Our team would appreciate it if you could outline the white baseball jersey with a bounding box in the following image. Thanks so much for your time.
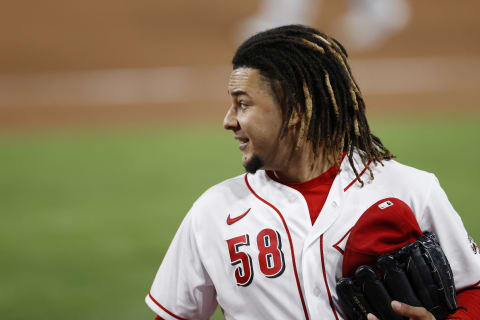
[146,152,480,319]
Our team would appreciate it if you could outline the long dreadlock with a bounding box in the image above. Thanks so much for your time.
[232,24,394,186]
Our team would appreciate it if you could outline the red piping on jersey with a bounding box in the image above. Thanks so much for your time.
[343,161,372,192]
[332,227,353,255]
[148,293,188,320]
[320,235,340,320]
[457,280,480,294]
[244,174,310,320]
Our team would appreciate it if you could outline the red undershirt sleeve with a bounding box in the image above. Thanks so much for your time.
[448,288,480,319]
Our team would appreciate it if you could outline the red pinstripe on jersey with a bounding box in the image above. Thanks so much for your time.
[244,174,310,320]
[320,235,340,320]
[343,161,372,192]
[148,293,188,320]
[457,280,480,294]
[332,227,353,255]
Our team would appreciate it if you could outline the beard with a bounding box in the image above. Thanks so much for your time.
[244,154,264,174]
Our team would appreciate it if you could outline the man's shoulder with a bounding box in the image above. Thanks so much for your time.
[344,151,436,187]
[380,159,435,181]
[190,173,251,212]
[202,173,247,196]
[372,159,438,195]
[184,172,269,232]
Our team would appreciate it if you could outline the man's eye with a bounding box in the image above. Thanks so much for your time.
[239,101,248,109]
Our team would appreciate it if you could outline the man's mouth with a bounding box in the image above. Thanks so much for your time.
[235,136,249,150]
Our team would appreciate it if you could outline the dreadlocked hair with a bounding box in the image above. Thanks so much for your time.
[232,24,394,186]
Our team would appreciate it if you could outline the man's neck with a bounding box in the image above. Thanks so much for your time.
[272,147,340,183]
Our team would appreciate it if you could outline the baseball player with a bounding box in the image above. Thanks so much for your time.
[146,25,480,319]
[237,0,410,51]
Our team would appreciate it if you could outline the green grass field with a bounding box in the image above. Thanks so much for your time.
[1,114,479,320]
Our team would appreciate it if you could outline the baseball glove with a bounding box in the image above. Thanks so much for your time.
[336,231,458,320]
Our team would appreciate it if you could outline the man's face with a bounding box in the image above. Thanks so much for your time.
[224,67,290,173]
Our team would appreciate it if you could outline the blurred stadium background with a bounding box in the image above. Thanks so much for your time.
[0,1,479,319]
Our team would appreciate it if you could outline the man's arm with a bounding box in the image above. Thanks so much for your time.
[448,287,480,319]
[146,205,217,320]
[404,175,480,319]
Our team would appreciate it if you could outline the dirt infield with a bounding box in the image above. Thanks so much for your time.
[1,1,479,129]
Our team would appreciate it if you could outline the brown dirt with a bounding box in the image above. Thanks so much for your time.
[1,0,479,130]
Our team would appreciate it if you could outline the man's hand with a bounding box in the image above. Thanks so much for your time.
[336,231,458,320]
[367,301,435,320]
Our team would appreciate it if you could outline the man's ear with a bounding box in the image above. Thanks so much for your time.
[288,110,301,127]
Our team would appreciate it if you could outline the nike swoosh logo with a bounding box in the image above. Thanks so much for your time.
[227,208,251,225]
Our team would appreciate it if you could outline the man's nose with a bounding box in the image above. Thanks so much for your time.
[223,105,239,130]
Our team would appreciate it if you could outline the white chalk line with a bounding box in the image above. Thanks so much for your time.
[0,57,479,107]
